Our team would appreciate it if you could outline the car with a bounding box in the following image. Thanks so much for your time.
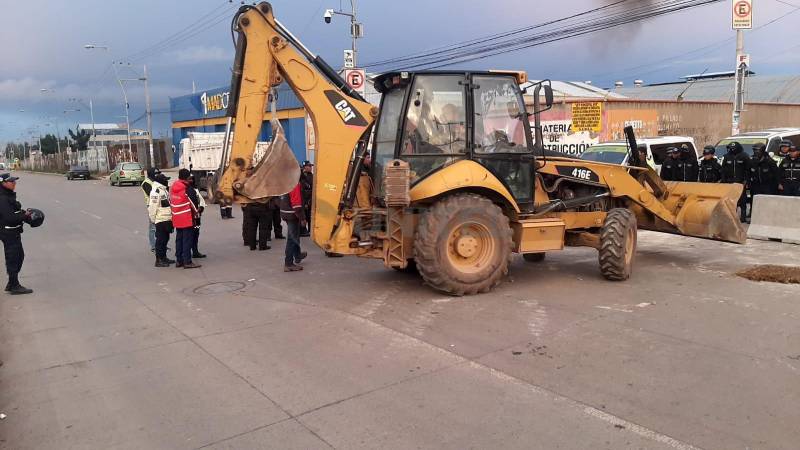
[66,165,91,180]
[109,162,145,186]
[580,136,698,172]
[0,163,6,170]
[714,128,800,158]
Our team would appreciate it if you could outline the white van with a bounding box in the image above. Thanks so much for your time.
[714,128,800,158]
[580,136,698,172]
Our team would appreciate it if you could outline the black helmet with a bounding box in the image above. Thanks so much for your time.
[752,142,766,154]
[666,146,678,154]
[702,145,715,155]
[726,141,743,153]
[26,208,45,228]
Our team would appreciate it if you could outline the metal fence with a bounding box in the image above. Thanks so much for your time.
[16,139,173,174]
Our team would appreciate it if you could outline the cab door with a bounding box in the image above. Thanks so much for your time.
[470,75,536,212]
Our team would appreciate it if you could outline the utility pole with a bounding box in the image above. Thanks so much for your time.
[112,62,134,159]
[324,0,362,68]
[143,65,155,169]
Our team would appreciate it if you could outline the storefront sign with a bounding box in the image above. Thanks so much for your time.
[200,91,230,115]
[540,120,598,156]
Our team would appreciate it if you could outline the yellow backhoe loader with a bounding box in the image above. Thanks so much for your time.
[213,2,746,295]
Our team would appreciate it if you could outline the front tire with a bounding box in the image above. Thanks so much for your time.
[414,193,512,296]
[598,208,637,281]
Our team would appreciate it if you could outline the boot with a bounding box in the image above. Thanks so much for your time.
[192,251,207,259]
[8,285,33,295]
[295,251,308,264]
[284,264,303,272]
[175,261,184,268]
[165,257,176,264]
[259,245,271,250]
[183,262,202,269]
[155,258,170,268]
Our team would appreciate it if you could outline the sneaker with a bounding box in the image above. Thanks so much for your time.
[8,285,33,295]
[192,252,207,259]
[284,264,304,272]
[183,262,202,269]
[295,251,308,264]
[175,262,184,268]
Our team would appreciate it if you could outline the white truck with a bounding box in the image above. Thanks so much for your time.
[179,132,271,194]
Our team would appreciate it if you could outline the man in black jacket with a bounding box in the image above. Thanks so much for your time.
[659,147,679,181]
[698,146,722,183]
[749,143,779,196]
[778,144,800,196]
[0,173,33,294]
[721,141,751,222]
[675,145,699,182]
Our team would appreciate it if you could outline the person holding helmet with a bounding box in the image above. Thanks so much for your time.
[778,144,800,196]
[659,147,679,181]
[749,142,779,197]
[721,141,751,222]
[698,146,722,183]
[0,173,34,294]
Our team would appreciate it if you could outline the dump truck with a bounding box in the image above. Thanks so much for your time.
[213,2,746,295]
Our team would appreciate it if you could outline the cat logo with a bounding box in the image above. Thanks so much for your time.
[324,90,368,127]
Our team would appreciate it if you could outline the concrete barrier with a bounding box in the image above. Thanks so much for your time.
[747,194,800,245]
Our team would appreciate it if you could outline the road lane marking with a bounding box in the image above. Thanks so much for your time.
[79,210,102,220]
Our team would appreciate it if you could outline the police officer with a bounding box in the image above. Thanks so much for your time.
[0,173,33,294]
[675,144,698,181]
[660,147,679,181]
[698,146,722,183]
[721,141,751,222]
[244,199,271,251]
[749,142,779,197]
[778,144,800,196]
[773,140,791,165]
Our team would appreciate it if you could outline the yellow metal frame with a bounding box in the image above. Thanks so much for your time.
[409,160,519,212]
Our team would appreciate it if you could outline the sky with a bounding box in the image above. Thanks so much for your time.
[1,0,797,145]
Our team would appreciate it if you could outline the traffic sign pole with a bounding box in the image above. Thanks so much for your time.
[731,0,752,135]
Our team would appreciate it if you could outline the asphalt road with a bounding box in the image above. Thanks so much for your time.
[1,172,799,450]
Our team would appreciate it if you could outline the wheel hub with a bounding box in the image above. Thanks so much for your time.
[455,235,479,258]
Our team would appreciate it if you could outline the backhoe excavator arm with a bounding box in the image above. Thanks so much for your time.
[214,2,376,249]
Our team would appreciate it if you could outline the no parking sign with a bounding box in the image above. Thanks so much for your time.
[345,69,366,97]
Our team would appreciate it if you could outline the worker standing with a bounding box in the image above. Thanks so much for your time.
[141,168,157,253]
[244,199,271,251]
[148,172,175,267]
[749,143,779,197]
[300,161,314,237]
[280,179,307,272]
[0,173,33,294]
[675,145,698,182]
[170,169,202,269]
[266,196,284,243]
[721,141,751,222]
[220,204,234,220]
[660,147,679,181]
[778,144,800,196]
[698,146,722,183]
[189,175,207,259]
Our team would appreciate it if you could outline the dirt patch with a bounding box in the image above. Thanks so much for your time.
[736,265,800,284]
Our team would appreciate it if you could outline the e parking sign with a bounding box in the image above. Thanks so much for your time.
[732,0,752,30]
[345,69,366,97]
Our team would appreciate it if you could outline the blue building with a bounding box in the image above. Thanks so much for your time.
[169,82,309,166]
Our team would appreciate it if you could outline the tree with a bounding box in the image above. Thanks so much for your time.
[68,128,91,151]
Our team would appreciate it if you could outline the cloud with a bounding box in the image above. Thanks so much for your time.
[165,45,232,65]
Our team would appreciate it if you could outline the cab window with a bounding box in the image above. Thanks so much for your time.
[400,75,467,182]
[372,88,405,198]
[472,76,528,154]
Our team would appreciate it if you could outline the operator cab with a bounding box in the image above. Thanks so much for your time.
[371,71,552,213]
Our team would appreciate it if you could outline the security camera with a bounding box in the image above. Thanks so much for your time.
[324,9,333,23]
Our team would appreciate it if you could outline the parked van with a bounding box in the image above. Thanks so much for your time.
[714,128,800,158]
[580,136,698,172]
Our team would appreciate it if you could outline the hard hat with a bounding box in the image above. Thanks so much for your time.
[26,208,45,228]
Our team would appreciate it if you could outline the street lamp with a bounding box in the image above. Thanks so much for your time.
[115,63,155,168]
[324,1,363,68]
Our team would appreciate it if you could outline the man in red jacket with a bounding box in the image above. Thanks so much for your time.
[170,169,201,269]
[280,180,307,272]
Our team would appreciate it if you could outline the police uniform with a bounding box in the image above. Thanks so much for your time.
[749,154,779,196]
[244,199,272,250]
[675,155,699,182]
[698,153,722,183]
[779,153,800,196]
[660,150,679,181]
[721,143,751,222]
[0,173,32,294]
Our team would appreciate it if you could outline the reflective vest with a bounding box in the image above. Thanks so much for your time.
[170,180,195,228]
[148,182,172,224]
[141,178,153,205]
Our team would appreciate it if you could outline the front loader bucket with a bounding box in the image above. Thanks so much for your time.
[238,119,301,200]
[658,181,747,244]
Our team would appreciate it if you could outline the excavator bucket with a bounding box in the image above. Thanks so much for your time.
[656,181,747,244]
[237,119,301,200]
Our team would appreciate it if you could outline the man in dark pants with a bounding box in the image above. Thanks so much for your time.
[170,169,201,269]
[749,143,779,197]
[300,161,314,237]
[148,172,175,267]
[280,180,307,272]
[188,175,207,259]
[675,145,698,182]
[267,196,284,241]
[778,144,800,196]
[244,200,271,250]
[721,141,751,222]
[659,147,679,181]
[0,173,33,294]
[698,146,722,183]
[241,203,251,246]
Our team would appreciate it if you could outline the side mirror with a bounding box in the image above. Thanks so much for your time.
[544,85,554,108]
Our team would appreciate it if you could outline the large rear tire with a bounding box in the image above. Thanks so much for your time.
[414,193,512,296]
[598,208,637,281]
